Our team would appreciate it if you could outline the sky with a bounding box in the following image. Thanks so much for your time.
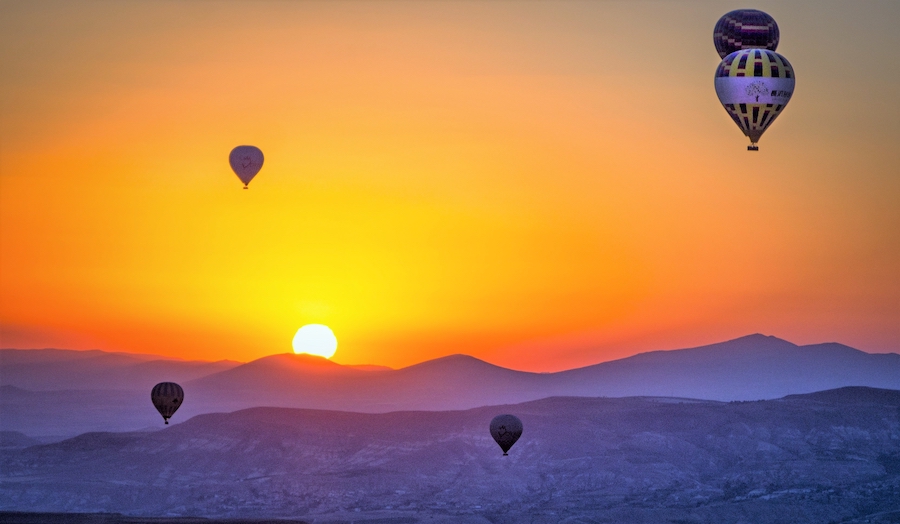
[1,0,898,372]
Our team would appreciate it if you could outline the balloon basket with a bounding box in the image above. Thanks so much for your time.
[503,452,508,456]
[747,145,759,151]
[243,186,248,189]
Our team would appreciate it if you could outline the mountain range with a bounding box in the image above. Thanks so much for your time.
[2,387,899,523]
[2,334,898,437]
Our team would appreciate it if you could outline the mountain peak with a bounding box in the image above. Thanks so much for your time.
[697,333,798,354]
[400,353,496,371]
[244,352,343,369]
[726,333,793,345]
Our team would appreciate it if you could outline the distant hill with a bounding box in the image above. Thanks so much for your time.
[0,385,156,438]
[548,334,900,400]
[186,334,899,413]
[186,352,549,413]
[2,335,898,438]
[0,431,39,449]
[2,387,898,523]
[0,348,240,391]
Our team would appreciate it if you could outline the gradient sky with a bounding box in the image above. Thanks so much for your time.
[1,1,898,371]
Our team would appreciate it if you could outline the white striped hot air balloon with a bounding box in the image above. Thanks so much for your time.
[714,48,795,150]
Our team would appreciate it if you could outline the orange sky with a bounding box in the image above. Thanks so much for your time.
[1,1,898,371]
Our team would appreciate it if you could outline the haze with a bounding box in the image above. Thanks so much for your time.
[1,1,898,371]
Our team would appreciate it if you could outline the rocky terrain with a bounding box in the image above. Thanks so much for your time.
[2,387,899,523]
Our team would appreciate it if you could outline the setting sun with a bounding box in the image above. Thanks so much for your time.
[292,324,338,359]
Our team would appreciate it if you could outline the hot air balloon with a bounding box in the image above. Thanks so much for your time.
[229,145,264,189]
[714,48,795,150]
[151,382,184,424]
[713,9,780,59]
[489,414,523,456]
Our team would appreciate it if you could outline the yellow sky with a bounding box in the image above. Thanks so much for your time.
[1,1,898,371]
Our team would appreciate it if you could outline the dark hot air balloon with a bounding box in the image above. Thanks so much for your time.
[151,382,184,424]
[229,145,264,189]
[715,48,795,150]
[489,414,523,456]
[713,9,780,59]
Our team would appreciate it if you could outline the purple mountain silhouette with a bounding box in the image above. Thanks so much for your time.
[2,334,897,438]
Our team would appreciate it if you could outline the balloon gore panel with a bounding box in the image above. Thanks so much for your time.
[713,9,779,59]
[490,414,523,455]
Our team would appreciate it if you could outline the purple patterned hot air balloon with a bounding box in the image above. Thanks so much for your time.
[713,9,780,59]
[229,145,264,189]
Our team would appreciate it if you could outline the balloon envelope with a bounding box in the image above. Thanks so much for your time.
[229,146,264,188]
[151,382,184,424]
[714,49,795,149]
[489,414,523,456]
[713,9,779,59]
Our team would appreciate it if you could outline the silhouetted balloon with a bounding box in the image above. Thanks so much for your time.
[713,9,779,59]
[714,48,795,150]
[489,414,523,456]
[229,145,264,189]
[151,382,184,424]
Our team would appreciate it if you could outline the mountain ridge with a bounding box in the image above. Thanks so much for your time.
[3,334,898,437]
[4,333,894,378]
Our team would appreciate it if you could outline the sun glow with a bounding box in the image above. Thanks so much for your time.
[292,324,338,359]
